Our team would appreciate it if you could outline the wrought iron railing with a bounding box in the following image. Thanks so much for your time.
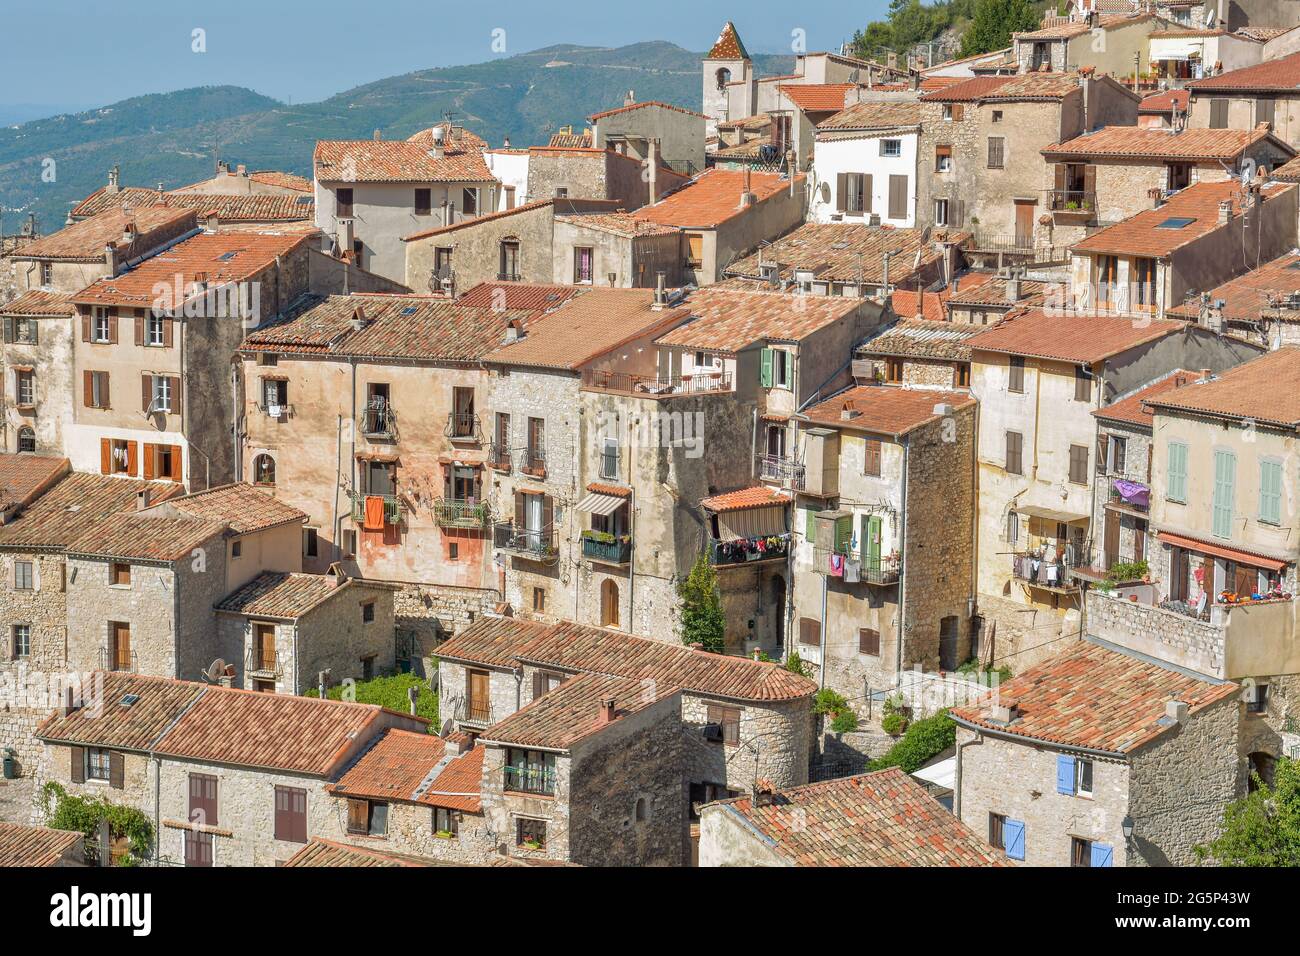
[582,532,632,564]
[351,492,404,526]
[810,548,901,583]
[1048,189,1097,213]
[504,764,557,796]
[361,402,397,440]
[433,497,491,529]
[493,522,559,561]
[257,402,294,420]
[1011,548,1083,588]
[757,454,805,491]
[487,442,513,471]
[580,368,734,396]
[518,446,546,477]
[97,648,137,673]
[448,695,493,725]
[709,535,789,566]
[245,647,284,678]
[445,412,481,441]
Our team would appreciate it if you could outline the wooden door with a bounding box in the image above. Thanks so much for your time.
[1102,510,1120,570]
[255,623,276,670]
[468,670,490,722]
[1234,563,1257,597]
[865,515,882,571]
[1014,201,1036,248]
[112,622,131,671]
[601,579,620,627]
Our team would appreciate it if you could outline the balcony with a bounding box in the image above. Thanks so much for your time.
[245,648,284,679]
[350,492,404,526]
[487,442,513,472]
[1105,477,1151,515]
[445,412,481,443]
[811,548,901,584]
[433,498,491,529]
[448,694,494,727]
[497,271,521,282]
[494,522,559,562]
[256,402,294,421]
[517,446,546,478]
[757,454,805,491]
[580,368,734,397]
[966,232,1069,266]
[709,533,790,567]
[504,764,556,796]
[1010,549,1081,591]
[1048,189,1097,221]
[97,648,137,673]
[582,531,632,565]
[361,402,398,441]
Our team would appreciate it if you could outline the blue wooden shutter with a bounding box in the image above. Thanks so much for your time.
[1056,754,1076,794]
[1090,842,1113,867]
[1212,449,1235,538]
[760,348,774,387]
[1004,819,1026,861]
[1260,460,1282,525]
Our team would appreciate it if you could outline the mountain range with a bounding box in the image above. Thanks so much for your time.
[0,41,794,234]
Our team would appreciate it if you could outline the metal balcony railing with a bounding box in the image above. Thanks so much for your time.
[504,764,556,796]
[709,534,789,567]
[361,402,397,440]
[445,412,481,442]
[487,442,513,471]
[582,532,632,564]
[497,271,521,282]
[245,647,284,678]
[757,454,805,491]
[98,648,137,673]
[351,492,404,526]
[518,446,546,477]
[1048,189,1097,214]
[580,368,734,396]
[811,548,901,584]
[1011,548,1083,589]
[257,402,294,420]
[448,695,494,726]
[493,522,559,561]
[433,498,491,529]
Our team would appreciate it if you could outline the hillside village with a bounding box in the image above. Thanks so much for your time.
[1,2,1300,870]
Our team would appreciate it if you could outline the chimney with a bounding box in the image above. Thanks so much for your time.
[444,734,471,757]
[599,697,617,724]
[350,305,368,331]
[120,221,135,245]
[136,488,152,511]
[647,138,660,205]
[624,89,636,108]
[106,165,120,195]
[739,165,754,209]
[217,160,230,176]
[103,243,117,279]
[373,129,382,141]
[752,648,762,661]
[915,286,925,321]
[1218,200,1232,225]
[204,212,219,234]
[653,271,668,307]
[337,216,355,255]
[752,779,776,808]
[430,126,446,160]
[606,271,617,287]
[503,318,523,344]
[1149,187,1165,209]
[318,670,330,699]
[1165,700,1189,725]
[407,685,419,717]
[689,642,704,651]
[990,698,1019,723]
[1199,367,1213,382]
[236,164,247,177]
[62,685,78,717]
[1005,274,1021,302]
[840,400,859,420]
[881,251,891,299]
[503,135,511,148]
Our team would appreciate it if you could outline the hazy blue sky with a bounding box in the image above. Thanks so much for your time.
[3,0,887,112]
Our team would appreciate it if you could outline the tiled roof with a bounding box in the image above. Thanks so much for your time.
[700,485,790,513]
[436,617,817,703]
[455,282,582,312]
[631,169,800,228]
[0,453,68,512]
[283,838,432,867]
[1015,13,1153,40]
[555,212,679,238]
[1093,369,1198,427]
[36,672,206,751]
[406,123,490,153]
[589,100,708,122]
[0,823,83,867]
[483,672,673,749]
[945,271,1048,308]
[0,473,182,551]
[780,84,855,113]
[1139,89,1189,114]
[159,481,306,534]
[1235,27,1293,42]
[1142,347,1300,428]
[922,71,1095,103]
[215,571,344,619]
[858,319,984,361]
[710,136,774,160]
[248,170,313,192]
[485,287,689,370]
[330,729,483,811]
[1188,50,1300,93]
[1043,126,1289,161]
[1070,180,1293,258]
[951,640,1238,755]
[716,114,772,132]
[72,231,313,308]
[402,198,556,242]
[0,290,76,317]
[817,100,921,131]
[1273,156,1300,183]
[69,186,162,220]
[965,308,1185,363]
[889,289,950,323]
[654,286,859,353]
[707,21,749,60]
[709,768,1006,866]
[162,192,314,222]
[801,385,975,436]
[725,222,963,286]
[13,206,196,261]
[241,293,537,362]
[1166,251,1300,323]
[314,138,496,184]
[63,512,226,562]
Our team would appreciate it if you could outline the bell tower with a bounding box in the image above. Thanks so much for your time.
[702,21,752,139]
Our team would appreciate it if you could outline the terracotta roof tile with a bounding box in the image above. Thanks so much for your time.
[283,838,433,867]
[0,453,69,512]
[1093,369,1198,426]
[589,100,708,122]
[1167,251,1300,323]
[945,272,1049,308]
[0,472,182,551]
[965,308,1186,363]
[63,512,226,562]
[314,136,496,184]
[159,482,306,534]
[0,823,83,867]
[483,673,671,749]
[435,616,550,668]
[1139,89,1189,114]
[951,640,1239,754]
[402,197,557,242]
[554,212,679,238]
[215,571,346,619]
[700,485,790,513]
[162,192,314,222]
[406,124,490,152]
[889,289,948,323]
[421,743,486,811]
[711,768,1006,866]
[726,222,965,286]
[716,113,772,132]
[858,318,984,361]
[248,170,313,192]
[817,100,921,131]
[455,282,582,312]
[1188,49,1300,93]
[13,206,196,262]
[632,169,801,228]
[0,290,76,317]
[1142,347,1300,428]
[69,186,162,220]
[1272,155,1300,183]
[780,84,855,113]
[547,129,592,148]
[36,672,207,751]
[330,729,483,811]
[801,385,975,436]
[1044,126,1290,161]
[654,286,861,353]
[706,21,749,60]
[1015,13,1154,41]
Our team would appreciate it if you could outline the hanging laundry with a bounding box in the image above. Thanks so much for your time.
[364,495,386,531]
[829,553,845,577]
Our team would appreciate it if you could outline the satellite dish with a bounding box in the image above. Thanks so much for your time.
[1204,7,1216,27]
[202,659,228,683]
[144,396,167,417]
[921,225,933,244]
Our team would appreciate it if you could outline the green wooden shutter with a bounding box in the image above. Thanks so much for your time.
[1167,441,1187,503]
[805,508,816,543]
[835,516,852,554]
[1260,459,1282,525]
[865,515,882,568]
[1212,449,1235,538]
[760,348,774,387]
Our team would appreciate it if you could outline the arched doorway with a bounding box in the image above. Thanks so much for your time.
[715,67,731,90]
[600,579,620,628]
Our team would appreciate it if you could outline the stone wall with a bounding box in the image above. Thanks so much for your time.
[438,658,520,732]
[1086,587,1225,678]
[681,692,811,793]
[478,741,572,862]
[0,552,71,771]
[976,592,1082,675]
[335,794,497,864]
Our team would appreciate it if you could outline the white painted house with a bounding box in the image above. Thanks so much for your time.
[811,101,921,228]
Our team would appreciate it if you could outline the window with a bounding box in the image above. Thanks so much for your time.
[1132,257,1157,311]
[1209,98,1229,129]
[1071,836,1112,867]
[1096,255,1119,308]
[532,670,565,700]
[12,624,30,659]
[263,377,288,413]
[91,308,111,343]
[689,782,739,820]
[84,370,109,409]
[880,139,901,157]
[448,541,459,561]
[342,529,356,556]
[414,187,432,216]
[1257,98,1275,128]
[1006,511,1019,547]
[231,540,241,559]
[935,145,952,172]
[1069,445,1089,485]
[685,233,704,267]
[110,621,131,671]
[1007,356,1024,393]
[16,427,35,453]
[433,807,458,837]
[14,560,33,591]
[600,437,619,480]
[1247,682,1269,714]
[303,528,318,558]
[506,749,556,794]
[842,172,869,213]
[336,187,354,217]
[150,374,173,413]
[1259,459,1283,525]
[1107,435,1127,475]
[554,186,568,198]
[15,369,34,407]
[274,786,308,843]
[253,453,276,486]
[347,799,388,837]
[992,110,1003,123]
[516,818,547,850]
[706,704,741,747]
[987,136,1005,169]
[462,187,479,216]
[362,601,375,623]
[532,587,546,613]
[942,104,960,122]
[885,357,903,384]
[600,578,620,627]
[989,812,1005,850]
[110,562,130,587]
[574,246,594,283]
[1056,754,1093,796]
[863,438,882,477]
[859,628,880,656]
[40,262,53,286]
[146,315,165,347]
[934,198,949,226]
[1076,758,1093,797]
[1005,431,1023,476]
[634,798,647,822]
[499,239,520,280]
[1166,441,1188,503]
[1074,365,1092,402]
[799,616,821,647]
[434,246,453,279]
[1212,449,1236,538]
[87,748,113,782]
[188,773,218,828]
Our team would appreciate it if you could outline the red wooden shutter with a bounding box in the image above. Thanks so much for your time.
[163,318,174,348]
[134,316,143,346]
[126,441,138,477]
[108,750,124,789]
[69,746,84,784]
[83,370,94,408]
[142,374,152,412]
[170,376,182,411]
[99,439,111,475]
[542,494,554,532]
[347,799,368,834]
[514,491,525,527]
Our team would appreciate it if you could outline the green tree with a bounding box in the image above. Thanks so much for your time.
[678,552,725,654]
[960,0,1041,57]
[1196,758,1300,866]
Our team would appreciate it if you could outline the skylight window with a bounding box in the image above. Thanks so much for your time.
[218,251,239,260]
[1156,217,1196,229]
[400,307,418,315]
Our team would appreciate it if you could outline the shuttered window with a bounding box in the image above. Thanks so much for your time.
[935,145,952,172]
[805,508,816,543]
[799,616,821,647]
[1003,818,1026,861]
[863,439,882,477]
[987,136,1005,169]
[1212,449,1236,539]
[184,831,213,867]
[1074,366,1092,402]
[414,188,432,216]
[1209,98,1228,128]
[188,773,218,828]
[274,786,308,843]
[859,628,880,656]
[1068,444,1089,485]
[685,233,704,266]
[1007,356,1024,393]
[706,704,741,747]
[1005,431,1023,476]
[1259,459,1283,525]
[1257,98,1276,128]
[1056,754,1076,795]
[887,174,908,221]
[1167,440,1188,503]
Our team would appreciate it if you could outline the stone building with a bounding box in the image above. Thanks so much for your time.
[550,213,681,289]
[952,637,1241,867]
[1011,13,1172,76]
[33,671,426,866]
[590,99,709,176]
[2,291,78,455]
[1187,50,1300,149]
[786,386,977,700]
[1164,250,1300,348]
[0,822,86,866]
[699,767,1004,866]
[433,615,817,864]
[916,72,1139,256]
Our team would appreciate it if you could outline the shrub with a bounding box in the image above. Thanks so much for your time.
[677,553,725,655]
[41,782,153,864]
[306,672,438,729]
[881,712,907,736]
[830,710,860,734]
[956,658,1013,683]
[1107,560,1149,583]
[872,710,956,773]
[784,650,813,678]
[813,688,850,716]
[1196,758,1300,866]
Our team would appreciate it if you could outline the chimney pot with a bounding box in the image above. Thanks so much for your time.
[236,164,247,177]
[373,129,382,141]
[1199,367,1212,382]
[1165,699,1189,724]
[1218,200,1232,225]
[136,488,152,511]
[600,697,617,723]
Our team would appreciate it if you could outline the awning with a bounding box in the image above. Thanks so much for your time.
[1156,531,1288,573]
[1016,504,1088,524]
[911,756,955,791]
[575,492,625,516]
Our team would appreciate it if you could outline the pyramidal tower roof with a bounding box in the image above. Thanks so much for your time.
[707,21,750,61]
